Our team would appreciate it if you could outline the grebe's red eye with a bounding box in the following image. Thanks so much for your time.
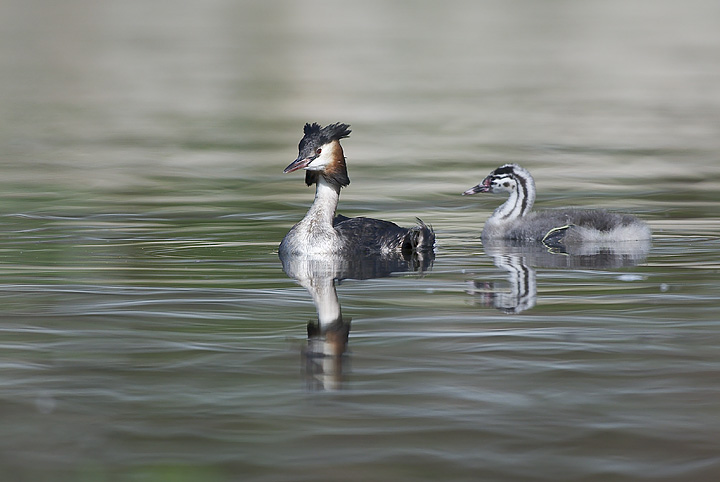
[315,147,322,155]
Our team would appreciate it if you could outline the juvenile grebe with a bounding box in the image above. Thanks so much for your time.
[279,122,435,256]
[463,164,651,247]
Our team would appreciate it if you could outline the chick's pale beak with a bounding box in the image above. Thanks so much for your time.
[462,176,492,195]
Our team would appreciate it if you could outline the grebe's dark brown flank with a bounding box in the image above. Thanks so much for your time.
[463,164,651,248]
[279,123,435,256]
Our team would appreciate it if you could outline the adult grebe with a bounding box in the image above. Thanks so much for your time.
[463,164,651,247]
[279,122,435,256]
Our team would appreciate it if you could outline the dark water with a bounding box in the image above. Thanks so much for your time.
[2,0,720,480]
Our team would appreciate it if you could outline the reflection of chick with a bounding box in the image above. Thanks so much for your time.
[468,242,650,314]
[466,252,536,314]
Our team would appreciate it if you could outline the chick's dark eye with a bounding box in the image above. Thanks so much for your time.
[315,147,322,155]
[503,182,510,188]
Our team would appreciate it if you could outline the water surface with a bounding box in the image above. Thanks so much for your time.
[1,0,720,480]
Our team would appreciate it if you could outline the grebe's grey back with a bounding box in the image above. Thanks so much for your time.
[279,123,435,256]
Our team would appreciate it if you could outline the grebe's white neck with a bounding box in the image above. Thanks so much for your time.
[302,176,340,227]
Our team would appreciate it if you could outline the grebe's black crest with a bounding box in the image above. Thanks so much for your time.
[303,122,351,142]
[298,123,351,162]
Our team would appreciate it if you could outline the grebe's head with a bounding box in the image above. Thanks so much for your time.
[463,164,532,196]
[284,122,351,188]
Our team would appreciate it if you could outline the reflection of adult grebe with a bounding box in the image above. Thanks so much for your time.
[279,123,434,256]
[280,251,432,390]
[463,164,651,249]
[468,241,650,314]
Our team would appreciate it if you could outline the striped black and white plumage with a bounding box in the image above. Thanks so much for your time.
[279,122,435,256]
[463,164,651,247]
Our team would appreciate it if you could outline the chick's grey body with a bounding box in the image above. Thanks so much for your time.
[464,164,651,247]
[279,122,434,256]
[483,208,647,244]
